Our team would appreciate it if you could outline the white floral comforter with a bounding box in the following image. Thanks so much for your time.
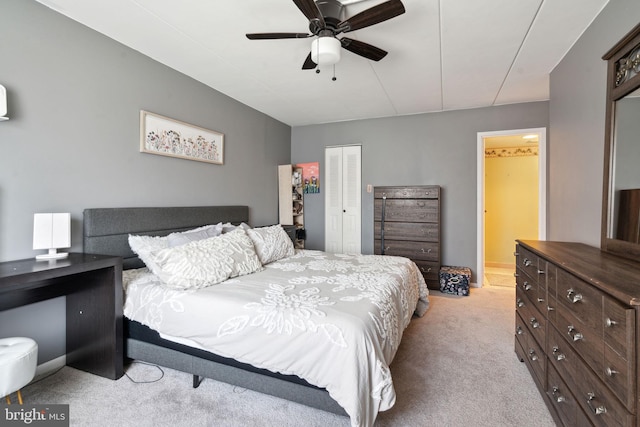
[123,250,429,427]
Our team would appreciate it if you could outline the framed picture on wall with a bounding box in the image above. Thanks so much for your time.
[297,162,320,194]
[140,110,224,165]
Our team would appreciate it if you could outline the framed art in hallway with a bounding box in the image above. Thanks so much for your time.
[140,110,224,164]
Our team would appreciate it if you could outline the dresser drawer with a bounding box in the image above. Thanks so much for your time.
[547,325,581,389]
[516,311,545,388]
[515,311,528,352]
[547,362,581,427]
[374,240,439,261]
[603,297,635,358]
[516,287,546,349]
[556,269,603,332]
[515,245,544,285]
[374,186,439,199]
[413,260,439,282]
[573,362,634,427]
[555,306,603,377]
[516,268,543,310]
[602,297,636,411]
[374,221,439,242]
[548,325,633,426]
[374,199,439,223]
[604,344,634,411]
[524,325,546,388]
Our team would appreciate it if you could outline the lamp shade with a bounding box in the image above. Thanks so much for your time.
[33,213,71,260]
[311,36,341,66]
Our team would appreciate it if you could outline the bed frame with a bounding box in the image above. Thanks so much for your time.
[83,206,347,416]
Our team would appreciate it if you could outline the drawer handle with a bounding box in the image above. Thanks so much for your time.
[421,248,432,253]
[605,318,618,327]
[529,317,540,329]
[552,346,566,361]
[605,367,618,377]
[567,325,583,342]
[516,298,525,308]
[537,269,545,275]
[566,289,583,304]
[547,305,555,312]
[524,282,532,291]
[586,392,607,415]
[516,326,524,335]
[513,251,520,256]
[537,297,545,303]
[523,258,532,267]
[420,267,432,273]
[552,386,566,403]
[514,272,519,278]
[528,349,538,361]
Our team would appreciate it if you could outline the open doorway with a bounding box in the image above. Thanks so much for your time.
[476,128,547,287]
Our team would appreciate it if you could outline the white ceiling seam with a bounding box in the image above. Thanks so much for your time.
[33,0,610,126]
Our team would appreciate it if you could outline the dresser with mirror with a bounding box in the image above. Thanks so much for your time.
[514,22,640,427]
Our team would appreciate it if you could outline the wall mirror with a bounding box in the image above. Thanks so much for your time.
[602,23,640,261]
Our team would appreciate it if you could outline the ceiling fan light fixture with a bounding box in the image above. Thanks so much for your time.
[311,36,341,65]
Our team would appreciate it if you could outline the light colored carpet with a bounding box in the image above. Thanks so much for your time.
[18,286,554,426]
[486,273,516,287]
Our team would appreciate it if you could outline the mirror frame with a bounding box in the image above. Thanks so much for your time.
[601,23,640,262]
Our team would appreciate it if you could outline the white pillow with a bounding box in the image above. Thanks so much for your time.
[167,223,222,247]
[128,224,223,266]
[128,234,168,268]
[221,222,251,234]
[145,228,263,290]
[246,224,295,264]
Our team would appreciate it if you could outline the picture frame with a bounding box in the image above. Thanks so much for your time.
[297,162,320,194]
[140,110,224,165]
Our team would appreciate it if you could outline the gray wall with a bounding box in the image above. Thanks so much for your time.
[291,102,549,278]
[0,1,290,363]
[549,0,640,245]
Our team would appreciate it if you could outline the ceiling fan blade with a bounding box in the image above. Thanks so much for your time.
[246,33,311,40]
[339,0,405,33]
[302,53,317,70]
[292,0,325,27]
[341,38,387,61]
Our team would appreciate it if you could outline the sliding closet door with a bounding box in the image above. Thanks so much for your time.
[324,145,361,254]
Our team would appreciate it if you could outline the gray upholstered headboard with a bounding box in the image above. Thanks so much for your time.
[83,206,249,270]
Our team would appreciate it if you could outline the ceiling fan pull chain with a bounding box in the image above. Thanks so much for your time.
[332,65,337,81]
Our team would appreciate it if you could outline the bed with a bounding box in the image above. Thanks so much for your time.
[83,206,429,427]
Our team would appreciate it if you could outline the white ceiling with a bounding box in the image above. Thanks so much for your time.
[35,0,609,127]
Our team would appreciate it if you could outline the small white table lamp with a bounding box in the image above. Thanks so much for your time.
[0,84,8,121]
[33,213,71,260]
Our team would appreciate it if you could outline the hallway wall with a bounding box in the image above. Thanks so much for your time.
[485,150,538,266]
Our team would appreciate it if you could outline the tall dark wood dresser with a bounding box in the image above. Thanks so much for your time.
[374,185,441,289]
[515,240,640,426]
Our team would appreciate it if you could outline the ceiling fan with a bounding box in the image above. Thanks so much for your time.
[246,0,405,70]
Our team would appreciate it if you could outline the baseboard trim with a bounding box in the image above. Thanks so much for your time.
[33,355,66,382]
[485,262,515,269]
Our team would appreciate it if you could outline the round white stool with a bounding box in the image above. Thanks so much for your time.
[0,337,38,405]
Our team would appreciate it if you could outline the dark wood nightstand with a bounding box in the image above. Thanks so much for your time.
[0,253,123,379]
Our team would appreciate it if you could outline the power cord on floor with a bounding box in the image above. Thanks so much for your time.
[124,360,165,384]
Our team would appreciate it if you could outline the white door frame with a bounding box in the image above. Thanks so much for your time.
[476,128,547,287]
